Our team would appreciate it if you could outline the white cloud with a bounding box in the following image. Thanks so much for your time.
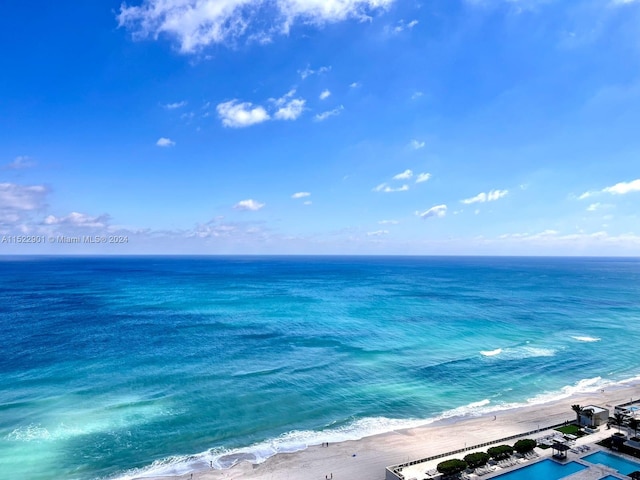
[299,65,331,79]
[415,173,431,183]
[373,183,409,193]
[393,169,413,180]
[417,204,447,219]
[319,89,331,100]
[272,90,305,121]
[43,212,110,228]
[303,200,312,205]
[217,100,270,127]
[378,219,399,225]
[587,203,601,212]
[3,156,36,170]
[578,191,593,200]
[118,0,394,53]
[411,91,424,100]
[349,82,361,88]
[234,199,265,211]
[315,105,344,121]
[274,98,305,120]
[292,191,311,199]
[216,91,305,126]
[579,178,640,199]
[0,183,48,211]
[603,178,640,195]
[156,137,176,147]
[392,18,418,33]
[409,139,425,150]
[164,101,187,109]
[367,230,389,236]
[461,189,508,204]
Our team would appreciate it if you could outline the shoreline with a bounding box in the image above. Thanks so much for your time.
[135,379,640,480]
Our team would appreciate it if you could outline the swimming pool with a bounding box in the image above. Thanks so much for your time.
[488,459,586,480]
[583,451,640,475]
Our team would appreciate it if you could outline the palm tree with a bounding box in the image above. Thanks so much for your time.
[572,404,583,426]
[583,408,595,428]
[613,412,626,433]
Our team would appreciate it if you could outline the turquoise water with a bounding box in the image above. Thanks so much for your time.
[583,451,640,475]
[487,459,586,480]
[1,256,640,479]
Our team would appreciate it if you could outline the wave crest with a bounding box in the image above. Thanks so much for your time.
[480,348,502,357]
[571,336,601,343]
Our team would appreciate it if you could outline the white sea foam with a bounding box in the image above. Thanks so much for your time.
[571,336,601,343]
[111,375,640,480]
[5,424,52,442]
[526,376,606,405]
[480,348,502,357]
[111,399,498,479]
[5,397,175,444]
[481,345,556,360]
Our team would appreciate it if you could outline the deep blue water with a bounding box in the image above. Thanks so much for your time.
[1,256,639,479]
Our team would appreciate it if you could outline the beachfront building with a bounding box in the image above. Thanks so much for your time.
[580,405,609,428]
[615,401,640,419]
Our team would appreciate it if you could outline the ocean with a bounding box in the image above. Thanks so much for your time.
[1,256,639,479]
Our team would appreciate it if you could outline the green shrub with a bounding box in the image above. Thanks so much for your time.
[513,439,537,454]
[463,452,490,468]
[487,445,514,460]
[437,458,468,476]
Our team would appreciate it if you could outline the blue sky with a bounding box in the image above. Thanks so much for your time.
[1,0,640,254]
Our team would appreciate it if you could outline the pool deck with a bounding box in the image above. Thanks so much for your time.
[399,424,635,480]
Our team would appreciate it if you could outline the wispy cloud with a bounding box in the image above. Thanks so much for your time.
[156,137,176,147]
[409,139,425,150]
[349,82,361,88]
[411,91,424,100]
[579,178,640,199]
[0,183,48,211]
[291,192,310,199]
[392,18,418,33]
[415,173,431,184]
[3,156,36,170]
[393,169,413,180]
[461,189,508,204]
[586,202,614,212]
[163,101,187,109]
[299,65,331,80]
[315,105,344,121]
[378,219,399,225]
[319,89,331,100]
[373,183,409,193]
[417,204,447,219]
[233,199,265,211]
[44,212,110,228]
[217,100,270,128]
[119,0,394,53]
[367,230,389,236]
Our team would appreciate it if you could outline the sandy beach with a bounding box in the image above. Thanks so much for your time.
[146,382,640,480]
